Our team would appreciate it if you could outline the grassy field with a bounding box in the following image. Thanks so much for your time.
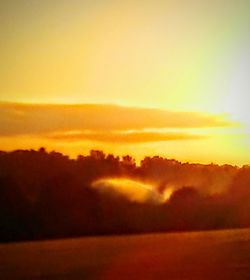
[0,228,250,280]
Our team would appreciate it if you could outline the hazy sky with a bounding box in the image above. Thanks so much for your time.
[0,0,249,165]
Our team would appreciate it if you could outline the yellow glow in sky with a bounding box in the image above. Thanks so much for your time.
[0,0,249,165]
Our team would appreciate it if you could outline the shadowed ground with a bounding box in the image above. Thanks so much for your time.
[0,228,250,280]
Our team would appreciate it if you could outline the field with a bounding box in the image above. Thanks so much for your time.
[0,228,250,280]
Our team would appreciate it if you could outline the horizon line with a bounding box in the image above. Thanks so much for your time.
[0,147,245,168]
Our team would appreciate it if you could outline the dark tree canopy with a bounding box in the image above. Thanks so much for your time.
[0,148,249,242]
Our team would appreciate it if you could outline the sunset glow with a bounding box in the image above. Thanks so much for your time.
[1,3,250,279]
[0,0,249,165]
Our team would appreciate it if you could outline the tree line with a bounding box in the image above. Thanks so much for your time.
[0,148,249,242]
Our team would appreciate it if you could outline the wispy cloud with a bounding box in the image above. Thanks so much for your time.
[47,130,205,143]
[0,103,231,140]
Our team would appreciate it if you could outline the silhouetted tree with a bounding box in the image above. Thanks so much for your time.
[0,148,249,242]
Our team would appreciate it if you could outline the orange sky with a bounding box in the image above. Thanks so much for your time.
[0,1,249,165]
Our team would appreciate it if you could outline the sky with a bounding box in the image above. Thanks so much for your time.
[0,0,249,165]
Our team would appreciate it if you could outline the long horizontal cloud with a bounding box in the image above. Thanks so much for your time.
[47,130,205,143]
[0,102,231,137]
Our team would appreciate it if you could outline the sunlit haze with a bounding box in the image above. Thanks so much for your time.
[0,0,249,165]
[92,177,173,203]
